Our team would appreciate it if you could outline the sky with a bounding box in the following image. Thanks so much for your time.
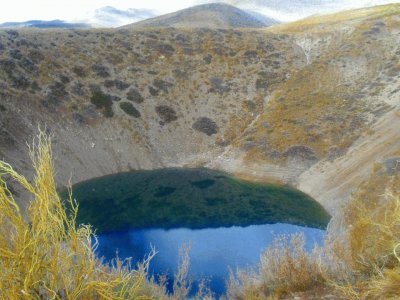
[0,0,398,27]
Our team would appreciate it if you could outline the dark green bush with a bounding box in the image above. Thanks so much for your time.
[127,88,144,103]
[192,117,219,136]
[90,90,113,118]
[155,105,177,123]
[149,86,159,96]
[120,102,140,118]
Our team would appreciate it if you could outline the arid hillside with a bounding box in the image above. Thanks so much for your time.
[123,3,276,29]
[0,3,399,214]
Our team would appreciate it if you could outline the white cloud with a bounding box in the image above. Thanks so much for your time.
[0,0,198,24]
[92,6,157,27]
[200,0,399,22]
[0,0,398,26]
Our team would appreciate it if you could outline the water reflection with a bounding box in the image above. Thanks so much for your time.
[97,223,325,296]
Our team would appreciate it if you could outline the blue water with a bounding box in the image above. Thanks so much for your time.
[97,223,325,297]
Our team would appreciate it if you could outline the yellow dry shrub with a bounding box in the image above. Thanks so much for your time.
[331,168,400,299]
[227,233,327,299]
[258,233,325,296]
[227,166,400,300]
[0,131,157,300]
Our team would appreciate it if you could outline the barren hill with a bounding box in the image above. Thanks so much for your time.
[123,3,276,29]
[0,4,399,214]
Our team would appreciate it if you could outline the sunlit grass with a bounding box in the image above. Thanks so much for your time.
[228,167,400,299]
[269,3,400,33]
[0,131,158,299]
[0,131,218,299]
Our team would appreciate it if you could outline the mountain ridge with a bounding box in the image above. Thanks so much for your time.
[123,3,277,29]
[0,19,90,29]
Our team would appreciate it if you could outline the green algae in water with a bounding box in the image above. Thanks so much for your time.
[64,168,330,233]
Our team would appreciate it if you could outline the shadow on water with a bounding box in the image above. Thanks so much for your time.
[64,168,330,233]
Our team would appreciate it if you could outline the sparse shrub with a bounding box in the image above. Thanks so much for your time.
[283,145,318,162]
[255,71,276,90]
[208,77,231,94]
[173,69,187,78]
[46,81,68,105]
[92,63,110,78]
[120,102,141,118]
[90,90,113,117]
[153,79,173,93]
[104,80,114,88]
[244,50,258,59]
[114,80,129,90]
[127,88,144,103]
[158,43,175,55]
[71,82,84,96]
[28,49,44,63]
[155,105,177,123]
[149,86,159,96]
[72,65,86,77]
[111,95,121,102]
[0,59,16,75]
[59,74,70,84]
[72,112,86,125]
[30,81,41,92]
[182,47,194,55]
[104,80,130,90]
[0,104,6,112]
[11,74,30,90]
[9,49,22,60]
[6,29,19,38]
[192,117,219,136]
[19,58,37,74]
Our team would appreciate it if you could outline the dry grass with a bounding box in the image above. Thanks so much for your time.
[269,3,400,33]
[330,171,400,299]
[0,131,159,299]
[228,168,400,299]
[227,233,327,299]
[0,131,215,300]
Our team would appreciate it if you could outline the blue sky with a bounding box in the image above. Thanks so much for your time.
[0,0,398,27]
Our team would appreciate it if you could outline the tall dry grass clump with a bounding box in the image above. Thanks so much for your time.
[331,168,400,299]
[228,164,400,299]
[0,131,158,299]
[227,233,327,299]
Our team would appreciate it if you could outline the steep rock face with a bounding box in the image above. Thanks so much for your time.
[0,4,400,214]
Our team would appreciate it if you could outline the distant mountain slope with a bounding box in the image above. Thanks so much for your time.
[123,3,277,29]
[0,20,90,29]
[0,3,399,215]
